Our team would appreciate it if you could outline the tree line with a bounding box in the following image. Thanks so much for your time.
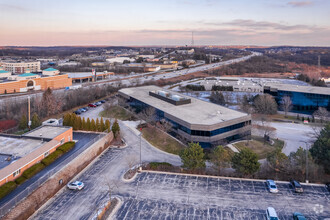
[0,85,119,131]
[208,56,288,76]
[63,113,110,132]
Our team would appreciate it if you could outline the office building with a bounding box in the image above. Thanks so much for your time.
[119,86,251,148]
[2,61,41,74]
[264,84,330,113]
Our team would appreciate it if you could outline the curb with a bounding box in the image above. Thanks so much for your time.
[120,120,180,158]
[121,166,139,183]
[140,170,326,186]
[107,196,122,220]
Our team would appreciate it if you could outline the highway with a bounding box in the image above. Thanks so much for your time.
[0,52,260,105]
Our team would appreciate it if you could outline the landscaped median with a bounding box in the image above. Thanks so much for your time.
[232,136,284,159]
[0,141,75,200]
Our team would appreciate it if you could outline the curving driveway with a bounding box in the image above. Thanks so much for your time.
[31,120,181,220]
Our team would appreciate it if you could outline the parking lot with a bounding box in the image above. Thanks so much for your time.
[115,172,330,219]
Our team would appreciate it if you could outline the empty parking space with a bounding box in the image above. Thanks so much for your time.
[115,172,330,219]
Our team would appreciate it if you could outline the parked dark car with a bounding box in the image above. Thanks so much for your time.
[326,183,330,192]
[100,100,106,103]
[73,109,82,115]
[290,180,303,193]
[293,212,306,220]
[88,103,96,107]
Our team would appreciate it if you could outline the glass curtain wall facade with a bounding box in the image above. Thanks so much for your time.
[127,97,251,147]
[264,88,330,114]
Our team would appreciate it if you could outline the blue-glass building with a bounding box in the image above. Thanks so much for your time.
[119,86,252,148]
[264,84,330,114]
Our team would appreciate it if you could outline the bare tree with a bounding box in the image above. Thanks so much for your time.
[253,94,278,115]
[313,107,329,123]
[125,155,138,170]
[280,96,292,118]
[254,114,276,144]
[158,119,173,144]
[41,88,62,117]
[105,178,120,201]
[139,107,156,125]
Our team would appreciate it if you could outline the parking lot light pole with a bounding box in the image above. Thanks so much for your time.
[139,122,142,168]
[300,141,309,183]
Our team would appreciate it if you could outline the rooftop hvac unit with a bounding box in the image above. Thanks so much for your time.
[172,95,183,101]
[158,90,169,97]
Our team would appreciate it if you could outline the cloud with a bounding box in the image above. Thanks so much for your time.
[1,19,329,46]
[0,3,28,11]
[200,19,325,34]
[287,1,313,7]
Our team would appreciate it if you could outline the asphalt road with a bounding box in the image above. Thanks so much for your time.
[115,172,330,220]
[0,52,259,105]
[267,122,318,155]
[0,132,100,207]
[30,120,329,220]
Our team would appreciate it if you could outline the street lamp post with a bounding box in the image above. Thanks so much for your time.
[139,120,142,168]
[300,141,309,183]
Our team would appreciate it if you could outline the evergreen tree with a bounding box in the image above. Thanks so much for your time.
[91,119,96,131]
[73,116,80,130]
[232,148,260,175]
[82,117,86,130]
[31,113,41,129]
[179,142,205,170]
[210,145,232,174]
[86,118,91,131]
[105,119,111,132]
[68,113,75,127]
[77,116,82,130]
[100,117,105,132]
[19,115,28,130]
[63,113,70,126]
[111,119,120,138]
[96,118,100,132]
[310,123,330,174]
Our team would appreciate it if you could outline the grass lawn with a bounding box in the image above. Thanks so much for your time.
[141,126,186,155]
[233,136,284,159]
[99,106,134,121]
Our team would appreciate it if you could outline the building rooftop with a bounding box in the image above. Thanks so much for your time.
[18,73,38,77]
[43,68,58,71]
[23,125,71,140]
[0,139,59,182]
[0,136,45,158]
[119,85,248,126]
[264,83,330,96]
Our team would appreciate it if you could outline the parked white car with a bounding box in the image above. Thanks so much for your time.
[67,181,84,190]
[266,180,279,193]
[266,207,279,220]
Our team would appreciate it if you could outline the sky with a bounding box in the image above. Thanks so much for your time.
[0,0,330,46]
